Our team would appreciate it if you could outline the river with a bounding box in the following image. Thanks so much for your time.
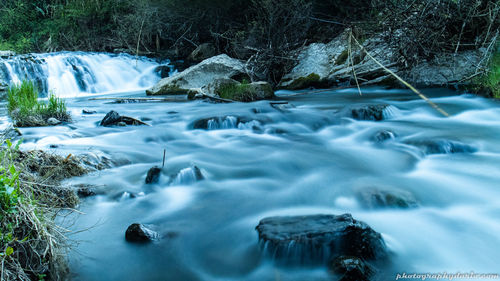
[1,52,500,281]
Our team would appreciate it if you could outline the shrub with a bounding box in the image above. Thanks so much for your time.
[7,80,70,127]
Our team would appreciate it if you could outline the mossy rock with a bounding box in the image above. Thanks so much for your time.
[282,73,321,90]
[217,81,275,102]
[146,84,188,96]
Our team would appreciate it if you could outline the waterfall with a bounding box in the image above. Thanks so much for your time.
[0,52,173,97]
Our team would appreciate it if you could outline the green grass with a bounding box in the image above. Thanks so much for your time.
[485,50,500,99]
[7,80,70,127]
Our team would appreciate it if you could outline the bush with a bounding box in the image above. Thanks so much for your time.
[7,80,70,127]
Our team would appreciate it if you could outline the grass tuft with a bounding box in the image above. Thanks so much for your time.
[7,80,70,127]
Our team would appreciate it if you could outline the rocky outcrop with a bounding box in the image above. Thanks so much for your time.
[256,214,387,265]
[125,223,158,242]
[280,29,486,90]
[146,54,248,96]
[188,43,217,62]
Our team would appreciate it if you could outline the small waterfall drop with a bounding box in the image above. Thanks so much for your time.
[0,52,172,97]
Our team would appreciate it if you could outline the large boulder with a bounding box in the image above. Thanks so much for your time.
[256,214,387,265]
[188,43,217,62]
[280,28,486,90]
[146,54,248,96]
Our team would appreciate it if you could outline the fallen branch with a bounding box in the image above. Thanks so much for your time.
[350,34,450,117]
[88,97,187,102]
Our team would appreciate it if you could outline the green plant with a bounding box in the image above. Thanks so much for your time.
[7,80,70,127]
[485,48,500,98]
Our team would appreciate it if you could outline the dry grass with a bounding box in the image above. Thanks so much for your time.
[0,141,89,281]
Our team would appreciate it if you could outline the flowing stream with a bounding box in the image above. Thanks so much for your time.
[1,52,500,281]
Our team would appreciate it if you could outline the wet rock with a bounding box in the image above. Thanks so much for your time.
[125,223,158,242]
[171,166,204,186]
[357,187,418,209]
[192,116,240,130]
[0,50,16,58]
[406,139,476,155]
[329,256,373,281]
[146,54,248,96]
[256,214,387,264]
[99,111,149,127]
[82,109,97,114]
[154,65,173,78]
[0,125,22,140]
[47,117,61,125]
[145,166,162,184]
[371,130,396,142]
[100,111,121,126]
[345,105,390,121]
[188,43,217,62]
[74,184,98,198]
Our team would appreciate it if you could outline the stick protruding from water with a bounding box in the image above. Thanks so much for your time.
[162,149,166,169]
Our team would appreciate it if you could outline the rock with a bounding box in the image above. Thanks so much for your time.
[371,130,396,142]
[125,223,158,242]
[188,43,217,62]
[406,139,477,155]
[82,109,97,114]
[154,65,173,78]
[170,166,204,186]
[99,111,149,127]
[281,28,484,89]
[344,104,390,121]
[357,187,418,209]
[146,54,248,96]
[74,184,98,198]
[145,166,162,184]
[256,214,387,264]
[329,256,373,281]
[47,117,61,125]
[0,125,22,140]
[192,116,240,130]
[100,111,121,126]
[0,50,16,58]
[205,78,275,102]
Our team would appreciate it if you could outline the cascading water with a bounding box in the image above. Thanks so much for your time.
[0,52,172,97]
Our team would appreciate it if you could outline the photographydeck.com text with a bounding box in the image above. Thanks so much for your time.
[395,272,500,280]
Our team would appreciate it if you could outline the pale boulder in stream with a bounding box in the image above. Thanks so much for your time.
[146,54,249,96]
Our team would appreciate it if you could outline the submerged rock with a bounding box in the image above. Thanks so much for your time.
[82,109,97,114]
[329,256,373,281]
[145,166,162,184]
[357,187,418,209]
[171,166,204,186]
[371,130,396,142]
[406,139,476,155]
[125,223,158,242]
[256,214,387,264]
[146,54,248,96]
[346,104,390,121]
[191,115,261,130]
